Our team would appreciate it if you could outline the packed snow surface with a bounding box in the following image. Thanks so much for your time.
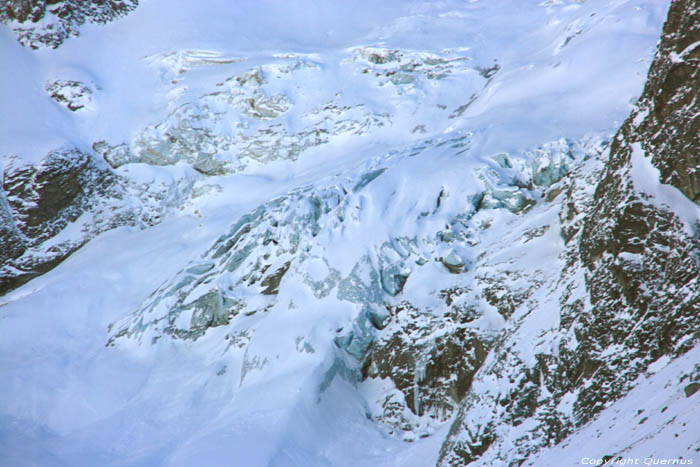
[1,0,686,466]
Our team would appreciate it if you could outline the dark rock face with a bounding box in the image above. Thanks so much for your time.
[438,0,700,464]
[366,301,489,422]
[573,0,700,426]
[0,148,184,296]
[4,150,108,240]
[576,145,700,426]
[631,0,700,203]
[0,149,116,294]
[0,188,27,265]
[0,0,138,49]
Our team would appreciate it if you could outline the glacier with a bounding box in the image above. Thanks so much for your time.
[1,0,699,466]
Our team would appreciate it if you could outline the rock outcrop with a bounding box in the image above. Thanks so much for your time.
[0,149,195,296]
[632,0,700,203]
[1,149,116,294]
[0,0,138,49]
[46,80,94,112]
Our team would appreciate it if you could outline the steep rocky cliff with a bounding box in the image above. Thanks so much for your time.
[634,0,700,203]
[438,0,700,463]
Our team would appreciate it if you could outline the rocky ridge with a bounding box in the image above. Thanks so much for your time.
[438,0,700,463]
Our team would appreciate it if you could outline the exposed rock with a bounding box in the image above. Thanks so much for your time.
[0,0,138,49]
[0,185,27,265]
[366,301,490,424]
[685,383,700,398]
[571,0,700,426]
[0,149,114,294]
[46,80,93,111]
[3,150,98,239]
[438,1,700,463]
[628,0,700,203]
[260,261,291,295]
[0,148,195,296]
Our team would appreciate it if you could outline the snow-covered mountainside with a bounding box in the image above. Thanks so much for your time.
[1,0,698,465]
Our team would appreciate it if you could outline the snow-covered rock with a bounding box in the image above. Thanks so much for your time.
[45,80,94,112]
[0,149,198,295]
[0,0,138,49]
